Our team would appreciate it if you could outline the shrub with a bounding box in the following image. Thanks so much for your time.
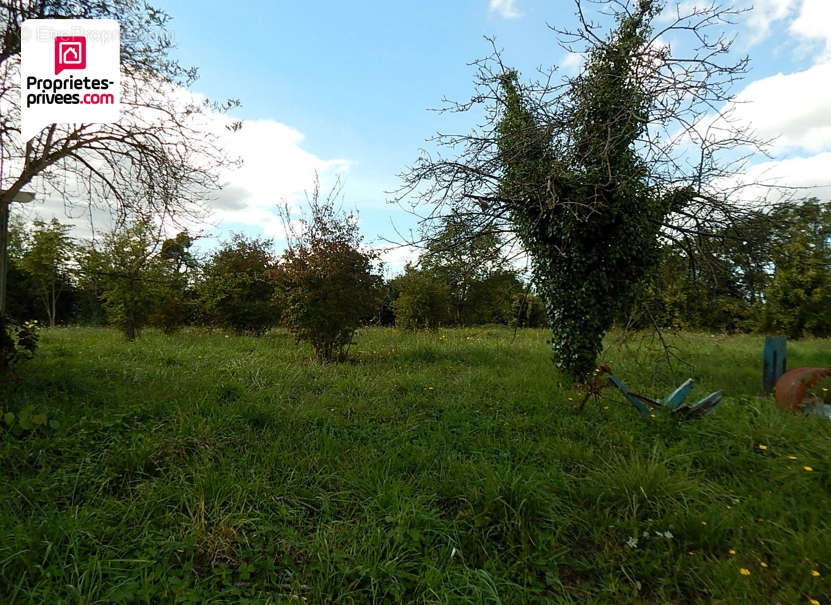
[199,234,279,334]
[510,292,546,328]
[0,316,39,373]
[272,179,382,361]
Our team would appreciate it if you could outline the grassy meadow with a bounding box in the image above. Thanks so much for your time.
[1,326,830,603]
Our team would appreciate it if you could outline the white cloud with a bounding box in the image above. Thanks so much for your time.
[673,0,831,202]
[376,244,420,277]
[789,0,831,56]
[15,105,348,246]
[559,52,584,75]
[729,60,831,155]
[489,0,522,19]
[714,152,831,205]
[209,119,348,241]
[741,0,799,45]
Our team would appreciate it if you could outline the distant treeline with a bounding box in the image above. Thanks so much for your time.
[6,198,830,338]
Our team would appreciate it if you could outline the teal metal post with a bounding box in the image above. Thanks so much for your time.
[762,336,787,395]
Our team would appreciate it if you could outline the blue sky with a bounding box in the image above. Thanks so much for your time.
[43,0,831,270]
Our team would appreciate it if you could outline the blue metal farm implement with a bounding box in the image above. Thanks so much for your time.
[580,365,722,419]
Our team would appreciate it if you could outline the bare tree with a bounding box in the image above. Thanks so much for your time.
[0,0,240,227]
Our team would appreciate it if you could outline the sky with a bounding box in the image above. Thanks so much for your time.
[19,0,831,272]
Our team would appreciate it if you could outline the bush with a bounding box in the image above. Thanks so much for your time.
[272,180,382,361]
[199,234,279,334]
[0,316,39,373]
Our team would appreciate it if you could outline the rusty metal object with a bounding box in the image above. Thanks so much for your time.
[774,367,831,412]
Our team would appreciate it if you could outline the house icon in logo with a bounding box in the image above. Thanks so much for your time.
[55,36,86,74]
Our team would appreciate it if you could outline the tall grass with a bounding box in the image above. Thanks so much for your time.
[1,327,829,603]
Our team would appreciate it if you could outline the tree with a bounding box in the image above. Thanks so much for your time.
[391,264,452,330]
[0,0,238,235]
[420,214,521,325]
[2,215,37,320]
[199,234,278,334]
[18,218,74,327]
[87,219,165,341]
[511,291,546,328]
[761,200,831,338]
[397,0,762,380]
[150,231,197,333]
[273,179,382,361]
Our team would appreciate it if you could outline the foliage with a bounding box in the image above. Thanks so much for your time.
[629,248,759,334]
[391,264,452,330]
[0,316,38,373]
[420,215,520,324]
[762,201,831,338]
[465,270,526,325]
[18,219,75,327]
[633,198,831,336]
[496,7,684,379]
[1,403,56,435]
[510,291,546,328]
[273,180,382,361]
[199,234,278,334]
[150,232,198,333]
[88,220,166,341]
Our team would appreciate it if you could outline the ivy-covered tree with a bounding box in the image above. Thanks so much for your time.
[397,0,761,380]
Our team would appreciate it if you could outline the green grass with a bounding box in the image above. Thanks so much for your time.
[1,326,829,603]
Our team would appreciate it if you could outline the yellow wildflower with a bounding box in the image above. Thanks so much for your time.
[740,568,751,576]
[728,549,736,555]
[758,444,768,450]
[760,562,768,568]
[788,455,798,460]
[811,570,821,577]
[809,599,820,605]
[804,466,814,472]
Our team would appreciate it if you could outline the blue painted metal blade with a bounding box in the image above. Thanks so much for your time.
[659,378,694,410]
[684,391,722,417]
[606,373,652,417]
